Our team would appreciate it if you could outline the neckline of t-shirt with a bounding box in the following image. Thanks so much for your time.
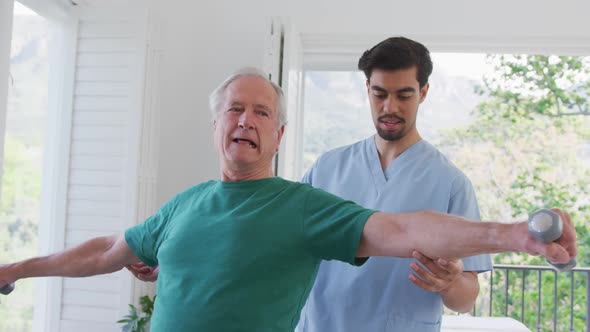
[216,177,282,189]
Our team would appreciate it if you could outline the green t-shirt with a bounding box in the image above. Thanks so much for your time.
[125,177,375,332]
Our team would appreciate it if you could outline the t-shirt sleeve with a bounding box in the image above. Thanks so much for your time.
[301,185,375,265]
[125,195,179,267]
[450,174,493,272]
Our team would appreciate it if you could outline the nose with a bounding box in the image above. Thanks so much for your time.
[383,95,399,114]
[238,111,255,130]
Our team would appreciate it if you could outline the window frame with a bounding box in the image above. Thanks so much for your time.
[2,2,78,332]
[281,33,590,179]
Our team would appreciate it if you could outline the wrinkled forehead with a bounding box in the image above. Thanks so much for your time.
[223,76,278,112]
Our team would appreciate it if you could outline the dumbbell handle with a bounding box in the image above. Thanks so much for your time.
[0,282,15,295]
[528,209,577,272]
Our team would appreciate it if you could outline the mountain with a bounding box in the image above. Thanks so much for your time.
[302,69,486,170]
[7,13,50,146]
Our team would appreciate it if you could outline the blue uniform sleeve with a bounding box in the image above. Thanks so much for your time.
[449,174,493,272]
[300,162,316,185]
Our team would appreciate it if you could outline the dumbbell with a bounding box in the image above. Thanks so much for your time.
[528,208,577,272]
[0,283,15,295]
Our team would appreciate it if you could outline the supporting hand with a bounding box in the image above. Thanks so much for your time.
[409,250,463,293]
[126,263,159,282]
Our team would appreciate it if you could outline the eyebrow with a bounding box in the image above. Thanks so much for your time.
[370,85,416,94]
[229,101,245,108]
[254,104,272,112]
[229,101,272,113]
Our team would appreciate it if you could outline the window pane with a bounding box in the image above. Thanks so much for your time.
[0,2,50,331]
[302,53,490,173]
[301,52,590,330]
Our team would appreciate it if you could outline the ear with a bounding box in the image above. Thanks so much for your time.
[365,79,370,92]
[419,83,430,103]
[276,125,285,147]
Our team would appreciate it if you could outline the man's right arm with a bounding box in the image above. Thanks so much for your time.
[356,210,577,264]
[0,234,141,286]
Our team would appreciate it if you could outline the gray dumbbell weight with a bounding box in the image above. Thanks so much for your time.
[0,282,15,295]
[528,208,577,272]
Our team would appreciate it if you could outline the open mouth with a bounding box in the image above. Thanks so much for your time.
[232,138,257,148]
[379,115,404,129]
[380,119,403,129]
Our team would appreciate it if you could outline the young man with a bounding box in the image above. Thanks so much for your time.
[297,37,490,332]
[0,68,578,332]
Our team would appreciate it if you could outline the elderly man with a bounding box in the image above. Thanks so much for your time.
[0,68,578,332]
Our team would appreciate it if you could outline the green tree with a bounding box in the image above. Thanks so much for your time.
[440,54,590,332]
[0,135,42,332]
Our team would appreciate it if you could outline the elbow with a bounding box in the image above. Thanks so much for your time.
[92,236,126,275]
[443,296,476,314]
[452,303,475,314]
[442,276,480,313]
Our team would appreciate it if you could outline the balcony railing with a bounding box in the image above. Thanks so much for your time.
[470,264,590,332]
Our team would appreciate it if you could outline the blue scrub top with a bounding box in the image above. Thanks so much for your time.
[297,137,492,332]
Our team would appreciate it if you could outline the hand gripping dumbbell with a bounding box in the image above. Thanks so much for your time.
[0,283,15,295]
[528,208,577,272]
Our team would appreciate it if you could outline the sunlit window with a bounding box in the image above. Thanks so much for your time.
[0,2,50,331]
[302,52,590,331]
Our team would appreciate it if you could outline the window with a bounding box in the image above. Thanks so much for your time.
[301,52,590,330]
[0,2,51,331]
[302,53,490,173]
[302,53,589,223]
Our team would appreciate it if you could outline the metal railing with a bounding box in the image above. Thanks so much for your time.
[472,264,590,332]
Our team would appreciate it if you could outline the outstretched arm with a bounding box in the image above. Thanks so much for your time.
[0,234,141,286]
[357,209,577,264]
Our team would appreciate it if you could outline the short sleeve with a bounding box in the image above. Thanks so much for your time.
[449,174,481,221]
[449,174,493,272]
[302,185,375,265]
[125,196,179,267]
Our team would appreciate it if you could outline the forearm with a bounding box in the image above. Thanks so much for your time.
[358,211,518,259]
[5,235,133,281]
[406,211,516,260]
[440,272,479,313]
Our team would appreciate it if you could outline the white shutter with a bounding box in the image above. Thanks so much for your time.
[43,6,158,332]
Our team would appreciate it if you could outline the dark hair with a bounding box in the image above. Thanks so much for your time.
[358,37,433,88]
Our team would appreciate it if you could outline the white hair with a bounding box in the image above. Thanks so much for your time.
[208,67,287,127]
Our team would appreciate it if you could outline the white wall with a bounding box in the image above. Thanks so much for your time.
[146,0,590,205]
[148,1,272,203]
[287,0,589,38]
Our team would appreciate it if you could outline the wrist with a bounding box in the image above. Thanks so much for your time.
[2,263,20,283]
[487,222,521,253]
[439,274,463,296]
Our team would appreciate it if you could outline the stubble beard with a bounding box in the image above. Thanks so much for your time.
[376,126,405,141]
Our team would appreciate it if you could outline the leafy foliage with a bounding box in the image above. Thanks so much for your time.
[441,54,590,332]
[0,136,43,331]
[475,55,590,120]
[117,295,156,332]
